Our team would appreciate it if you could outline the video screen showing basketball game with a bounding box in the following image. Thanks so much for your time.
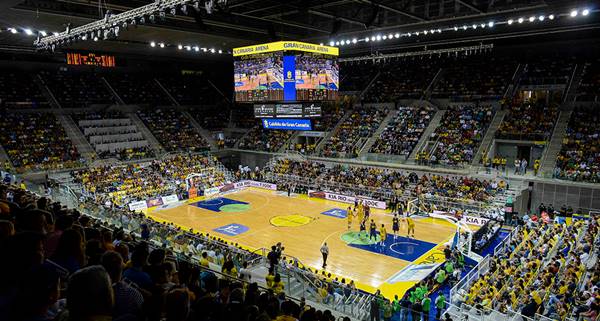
[234,52,284,102]
[294,53,339,101]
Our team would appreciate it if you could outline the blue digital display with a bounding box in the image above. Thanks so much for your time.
[283,55,296,101]
[262,118,312,131]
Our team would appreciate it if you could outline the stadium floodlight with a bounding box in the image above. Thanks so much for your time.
[582,9,589,16]
[210,48,215,53]
[9,28,18,34]
[437,29,442,33]
[488,21,494,27]
[480,23,485,28]
[185,45,191,51]
[472,24,477,29]
[335,41,339,46]
[345,39,350,45]
[24,28,34,36]
[364,37,370,42]
[462,25,467,30]
[424,30,428,35]
[394,33,400,38]
[430,29,435,34]
[159,42,165,48]
[218,49,222,54]
[202,47,207,52]
[370,36,376,41]
[415,31,419,36]
[388,33,393,39]
[93,36,98,41]
[329,41,334,46]
[518,17,524,23]
[538,15,545,21]
[507,19,514,25]
[528,16,535,22]
[549,14,555,20]
[570,10,578,17]
[352,38,357,43]
[194,46,199,51]
[407,32,411,36]
[375,35,381,41]
[382,35,387,40]
[150,41,156,47]
[177,44,183,49]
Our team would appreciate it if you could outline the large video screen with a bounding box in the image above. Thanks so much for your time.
[234,52,338,102]
[234,52,283,102]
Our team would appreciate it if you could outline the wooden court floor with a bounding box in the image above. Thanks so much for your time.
[148,188,458,291]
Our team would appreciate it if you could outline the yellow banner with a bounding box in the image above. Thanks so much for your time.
[233,41,339,57]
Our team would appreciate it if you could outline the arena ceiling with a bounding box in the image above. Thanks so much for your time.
[0,0,598,59]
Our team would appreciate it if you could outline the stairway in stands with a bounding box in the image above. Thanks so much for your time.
[471,109,508,165]
[181,110,218,150]
[407,109,446,163]
[358,108,398,157]
[126,112,166,156]
[540,110,573,176]
[56,114,97,162]
[314,109,353,154]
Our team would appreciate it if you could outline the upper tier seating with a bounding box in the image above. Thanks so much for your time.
[0,112,81,172]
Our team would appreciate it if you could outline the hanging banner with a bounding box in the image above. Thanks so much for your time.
[128,200,148,212]
[308,190,387,209]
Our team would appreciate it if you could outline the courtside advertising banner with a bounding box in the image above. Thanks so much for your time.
[308,190,387,209]
[161,194,179,205]
[432,210,490,226]
[128,200,148,212]
[234,180,277,190]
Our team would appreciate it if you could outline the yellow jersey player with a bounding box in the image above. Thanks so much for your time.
[347,206,353,230]
[406,216,415,238]
[379,224,387,247]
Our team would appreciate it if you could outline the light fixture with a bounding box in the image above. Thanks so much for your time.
[185,45,191,51]
[364,37,370,42]
[194,46,199,52]
[394,33,400,38]
[472,24,477,29]
[159,42,165,48]
[319,42,323,45]
[335,41,339,45]
[437,29,442,33]
[382,35,387,40]
[407,32,411,36]
[210,48,215,53]
[375,35,381,41]
[462,25,467,30]
[415,31,420,35]
[488,21,494,27]
[177,44,183,50]
[345,39,350,45]
[370,36,376,41]
[388,33,393,39]
[582,9,590,16]
[150,41,156,47]
[424,30,428,35]
[24,28,33,36]
[329,41,334,46]
[480,23,485,28]
[40,30,47,36]
[352,38,357,43]
[93,36,98,42]
[218,49,222,54]
[518,17,524,23]
[507,19,514,25]
[538,15,545,21]
[549,14,555,20]
[9,28,17,34]
[528,16,535,22]
[570,10,578,17]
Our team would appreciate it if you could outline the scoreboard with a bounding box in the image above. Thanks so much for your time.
[254,103,321,118]
[66,52,116,67]
[233,41,339,103]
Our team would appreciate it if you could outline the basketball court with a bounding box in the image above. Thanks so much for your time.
[147,186,478,298]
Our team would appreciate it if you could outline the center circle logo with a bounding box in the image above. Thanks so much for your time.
[270,214,313,227]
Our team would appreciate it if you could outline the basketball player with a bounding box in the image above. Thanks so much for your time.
[379,224,387,248]
[359,219,367,239]
[406,216,415,238]
[364,203,370,221]
[369,219,377,241]
[347,206,353,230]
[357,203,364,226]
[392,214,400,239]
